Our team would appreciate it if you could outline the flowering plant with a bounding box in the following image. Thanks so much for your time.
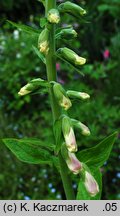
[2,0,117,200]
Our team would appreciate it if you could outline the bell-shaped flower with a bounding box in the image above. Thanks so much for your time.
[84,171,99,196]
[53,82,72,110]
[18,78,49,96]
[38,28,50,55]
[58,1,86,18]
[71,119,90,136]
[47,9,60,24]
[67,90,90,100]
[56,47,86,67]
[62,116,77,152]
[56,27,77,40]
[66,152,83,174]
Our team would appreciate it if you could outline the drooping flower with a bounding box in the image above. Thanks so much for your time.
[66,152,82,174]
[67,90,90,100]
[84,171,99,196]
[38,28,50,55]
[62,116,77,152]
[53,82,72,110]
[47,9,60,24]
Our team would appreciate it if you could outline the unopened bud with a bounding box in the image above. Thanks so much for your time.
[58,1,86,18]
[66,152,82,174]
[67,90,90,100]
[47,9,60,24]
[56,47,86,67]
[56,28,77,40]
[74,54,86,65]
[62,116,77,152]
[38,28,50,55]
[71,119,90,136]
[53,83,72,110]
[84,171,99,196]
[18,78,49,96]
[18,84,31,96]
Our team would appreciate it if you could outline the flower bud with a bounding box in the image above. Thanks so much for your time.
[18,78,49,96]
[66,152,83,174]
[67,90,90,100]
[58,1,86,18]
[56,28,77,40]
[18,84,31,96]
[62,116,77,152]
[71,119,90,136]
[38,28,50,55]
[56,47,86,67]
[84,171,99,196]
[47,9,60,24]
[53,83,72,110]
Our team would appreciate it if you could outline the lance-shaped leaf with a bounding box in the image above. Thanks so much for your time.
[18,78,50,96]
[77,132,118,168]
[53,118,63,154]
[38,0,45,7]
[32,45,46,64]
[2,138,53,165]
[7,20,40,35]
[77,167,102,200]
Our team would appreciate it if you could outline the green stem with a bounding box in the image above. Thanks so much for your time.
[45,0,75,199]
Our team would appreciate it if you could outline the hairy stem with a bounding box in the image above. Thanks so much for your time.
[45,0,75,199]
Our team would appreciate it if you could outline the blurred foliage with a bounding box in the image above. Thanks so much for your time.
[0,0,120,200]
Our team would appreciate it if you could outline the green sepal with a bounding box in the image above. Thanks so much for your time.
[77,132,118,168]
[7,20,40,35]
[2,138,54,165]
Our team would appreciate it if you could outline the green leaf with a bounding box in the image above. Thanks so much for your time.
[38,0,45,7]
[20,138,54,151]
[3,138,53,165]
[77,168,102,200]
[77,132,117,168]
[7,20,40,35]
[53,118,63,154]
[40,17,47,28]
[32,45,46,64]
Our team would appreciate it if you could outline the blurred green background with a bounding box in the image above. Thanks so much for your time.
[0,0,120,200]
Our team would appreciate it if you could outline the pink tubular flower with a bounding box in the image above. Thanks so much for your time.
[84,171,99,196]
[64,127,77,152]
[66,152,82,174]
[103,49,110,60]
